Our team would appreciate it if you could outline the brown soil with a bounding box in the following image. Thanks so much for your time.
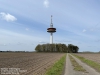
[0,52,65,75]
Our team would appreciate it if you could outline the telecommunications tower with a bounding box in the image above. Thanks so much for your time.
[47,15,56,44]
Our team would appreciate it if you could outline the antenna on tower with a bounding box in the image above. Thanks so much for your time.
[50,15,53,28]
[51,15,53,24]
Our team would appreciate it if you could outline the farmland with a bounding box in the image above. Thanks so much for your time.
[0,52,100,75]
[0,52,65,75]
[74,53,100,64]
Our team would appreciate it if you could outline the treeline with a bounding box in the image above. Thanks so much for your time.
[35,44,79,53]
[0,51,27,52]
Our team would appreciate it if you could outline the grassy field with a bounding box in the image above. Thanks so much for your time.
[45,54,66,75]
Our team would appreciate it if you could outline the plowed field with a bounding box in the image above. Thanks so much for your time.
[75,53,100,64]
[0,53,65,75]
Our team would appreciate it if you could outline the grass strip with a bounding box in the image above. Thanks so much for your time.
[69,55,87,72]
[73,54,100,72]
[45,54,66,75]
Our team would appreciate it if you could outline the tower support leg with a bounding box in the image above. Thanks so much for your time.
[50,33,53,44]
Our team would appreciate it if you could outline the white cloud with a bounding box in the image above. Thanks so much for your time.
[65,40,72,42]
[31,43,34,45]
[0,44,7,46]
[82,29,87,32]
[39,41,46,43]
[4,44,7,46]
[90,29,94,31]
[25,28,29,31]
[0,12,17,22]
[32,30,34,32]
[95,39,100,42]
[43,0,49,8]
[55,40,72,42]
[17,42,23,45]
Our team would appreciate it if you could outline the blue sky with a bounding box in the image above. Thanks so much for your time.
[0,0,100,52]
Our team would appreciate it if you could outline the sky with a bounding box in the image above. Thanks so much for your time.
[0,0,100,52]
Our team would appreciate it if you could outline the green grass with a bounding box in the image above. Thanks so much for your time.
[45,54,66,75]
[73,54,100,72]
[69,55,87,72]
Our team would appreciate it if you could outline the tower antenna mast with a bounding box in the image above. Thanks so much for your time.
[47,15,56,44]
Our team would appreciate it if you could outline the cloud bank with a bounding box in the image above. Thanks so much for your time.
[43,0,49,8]
[25,28,29,31]
[82,29,87,32]
[0,12,17,22]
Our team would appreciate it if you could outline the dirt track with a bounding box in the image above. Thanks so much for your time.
[0,53,65,75]
[64,54,100,75]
